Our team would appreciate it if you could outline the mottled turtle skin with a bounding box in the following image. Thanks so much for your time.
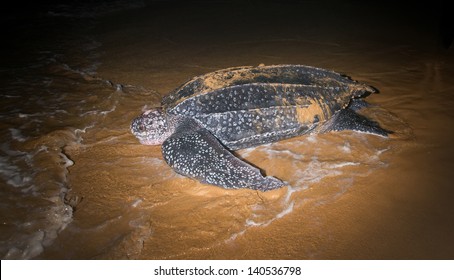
[131,65,388,191]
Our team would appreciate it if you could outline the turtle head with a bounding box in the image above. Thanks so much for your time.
[131,108,175,145]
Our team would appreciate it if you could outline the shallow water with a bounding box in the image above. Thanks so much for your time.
[1,1,453,259]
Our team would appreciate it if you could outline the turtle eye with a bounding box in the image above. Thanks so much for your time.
[138,124,145,132]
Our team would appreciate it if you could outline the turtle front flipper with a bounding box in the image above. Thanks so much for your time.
[162,118,284,191]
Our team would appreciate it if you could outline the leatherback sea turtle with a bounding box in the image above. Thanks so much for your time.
[131,65,388,191]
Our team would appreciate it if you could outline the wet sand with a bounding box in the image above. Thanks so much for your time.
[2,1,454,259]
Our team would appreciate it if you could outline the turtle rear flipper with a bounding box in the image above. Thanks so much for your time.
[322,108,391,137]
[162,118,284,191]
